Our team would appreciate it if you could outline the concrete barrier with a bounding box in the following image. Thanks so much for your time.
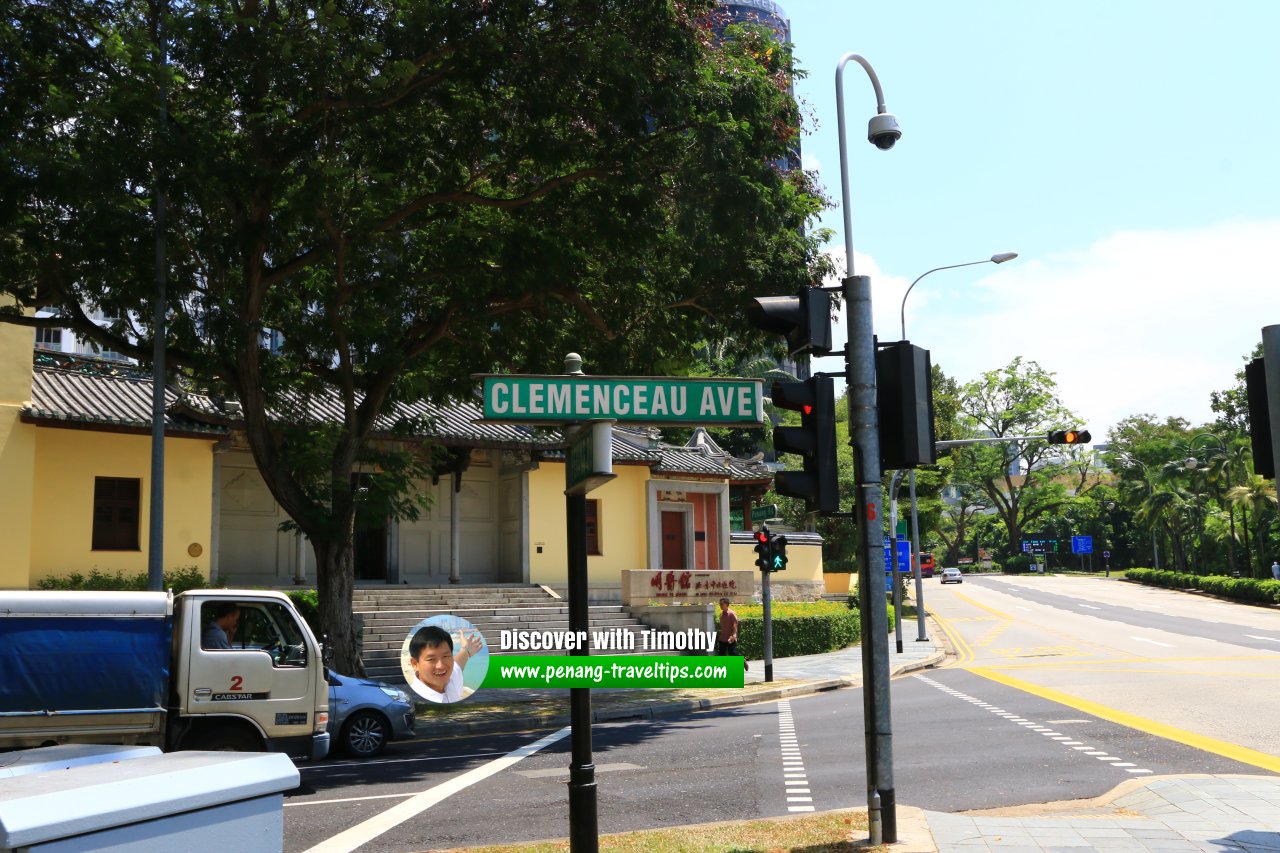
[0,746,298,852]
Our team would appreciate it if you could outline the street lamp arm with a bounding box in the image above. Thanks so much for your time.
[900,260,995,341]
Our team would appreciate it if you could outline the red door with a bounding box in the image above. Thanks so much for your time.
[661,511,686,570]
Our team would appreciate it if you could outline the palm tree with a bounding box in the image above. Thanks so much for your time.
[1227,476,1278,577]
[1137,486,1197,573]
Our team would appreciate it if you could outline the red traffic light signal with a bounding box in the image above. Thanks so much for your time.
[1047,429,1091,445]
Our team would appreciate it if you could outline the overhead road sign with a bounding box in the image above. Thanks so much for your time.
[477,375,764,426]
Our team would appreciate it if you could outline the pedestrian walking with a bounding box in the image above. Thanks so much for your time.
[716,597,746,671]
[1271,560,1280,582]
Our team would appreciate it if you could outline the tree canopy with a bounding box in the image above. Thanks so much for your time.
[1,0,830,671]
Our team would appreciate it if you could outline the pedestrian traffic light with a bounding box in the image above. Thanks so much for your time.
[771,376,839,514]
[771,534,788,572]
[1047,429,1091,445]
[754,527,772,571]
[876,342,936,469]
[1245,357,1275,479]
[747,288,833,356]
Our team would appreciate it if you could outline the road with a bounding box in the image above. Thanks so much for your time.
[285,576,1280,851]
[928,573,1280,761]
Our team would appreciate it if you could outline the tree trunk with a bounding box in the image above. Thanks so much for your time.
[314,538,363,676]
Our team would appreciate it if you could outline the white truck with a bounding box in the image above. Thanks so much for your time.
[0,589,329,760]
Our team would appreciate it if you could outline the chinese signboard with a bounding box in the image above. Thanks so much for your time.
[620,569,755,605]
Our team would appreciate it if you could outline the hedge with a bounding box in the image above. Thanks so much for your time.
[35,565,216,595]
[720,601,895,660]
[1125,568,1280,605]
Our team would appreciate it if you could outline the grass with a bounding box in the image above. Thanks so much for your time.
[442,810,881,853]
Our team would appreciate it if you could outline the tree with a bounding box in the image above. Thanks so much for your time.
[1209,344,1264,434]
[1,1,829,672]
[1227,476,1278,577]
[950,357,1093,559]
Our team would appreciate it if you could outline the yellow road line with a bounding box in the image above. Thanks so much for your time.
[968,666,1280,773]
[931,610,975,666]
[954,591,1014,619]
[983,665,1280,678]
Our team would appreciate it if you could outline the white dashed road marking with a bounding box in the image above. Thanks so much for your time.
[913,675,1152,775]
[777,700,814,812]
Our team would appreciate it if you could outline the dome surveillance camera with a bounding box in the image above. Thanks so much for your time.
[867,113,901,150]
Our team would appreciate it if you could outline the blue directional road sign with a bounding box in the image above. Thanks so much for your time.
[882,537,910,572]
[1071,535,1093,555]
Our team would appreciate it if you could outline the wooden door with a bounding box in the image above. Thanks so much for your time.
[661,511,686,570]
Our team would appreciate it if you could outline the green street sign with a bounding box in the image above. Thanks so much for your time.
[565,422,615,495]
[478,375,764,426]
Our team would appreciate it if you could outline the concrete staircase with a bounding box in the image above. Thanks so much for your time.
[353,585,674,681]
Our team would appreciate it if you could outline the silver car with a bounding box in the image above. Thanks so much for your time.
[940,567,963,584]
[327,670,417,757]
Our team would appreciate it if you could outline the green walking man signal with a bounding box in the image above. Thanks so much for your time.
[753,526,789,573]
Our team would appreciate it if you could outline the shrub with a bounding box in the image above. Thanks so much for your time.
[724,601,894,660]
[36,565,217,595]
[1003,555,1034,574]
[1126,568,1280,605]
[287,589,321,637]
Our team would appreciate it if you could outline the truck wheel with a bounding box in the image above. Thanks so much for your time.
[187,724,262,752]
[341,711,389,758]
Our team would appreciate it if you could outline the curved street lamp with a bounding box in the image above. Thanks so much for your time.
[900,253,1018,341]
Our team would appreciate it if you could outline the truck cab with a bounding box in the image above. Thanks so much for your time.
[173,590,329,760]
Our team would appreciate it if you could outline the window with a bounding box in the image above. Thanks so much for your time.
[34,327,63,349]
[92,477,140,550]
[201,600,309,667]
[585,499,601,556]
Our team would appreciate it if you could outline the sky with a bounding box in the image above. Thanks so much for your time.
[768,0,1280,441]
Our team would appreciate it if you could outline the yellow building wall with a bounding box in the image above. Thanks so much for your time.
[0,308,36,589]
[528,461,651,587]
[28,427,216,583]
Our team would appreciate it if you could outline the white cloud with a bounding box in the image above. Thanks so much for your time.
[817,221,1280,441]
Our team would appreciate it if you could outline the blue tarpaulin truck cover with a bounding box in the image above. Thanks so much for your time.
[0,592,172,716]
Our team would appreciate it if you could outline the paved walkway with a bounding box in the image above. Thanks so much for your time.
[413,620,1280,852]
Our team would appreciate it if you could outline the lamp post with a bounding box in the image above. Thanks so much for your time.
[835,51,898,846]
[898,252,1017,644]
[899,253,1018,341]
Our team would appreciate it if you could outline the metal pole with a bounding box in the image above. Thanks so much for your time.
[147,2,168,592]
[837,52,896,846]
[909,470,928,641]
[566,491,598,853]
[889,471,903,654]
[762,567,773,683]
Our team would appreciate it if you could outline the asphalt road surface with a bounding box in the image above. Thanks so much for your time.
[285,578,1278,853]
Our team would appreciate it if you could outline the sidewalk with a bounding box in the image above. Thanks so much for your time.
[414,624,1280,852]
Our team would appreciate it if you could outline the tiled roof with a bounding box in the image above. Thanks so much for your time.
[24,367,227,435]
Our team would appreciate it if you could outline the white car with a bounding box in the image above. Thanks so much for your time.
[940,568,963,584]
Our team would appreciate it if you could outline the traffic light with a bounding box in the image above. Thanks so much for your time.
[771,534,788,572]
[754,527,772,571]
[1245,357,1275,478]
[876,342,936,469]
[1047,429,1091,445]
[771,376,839,514]
[747,288,833,356]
